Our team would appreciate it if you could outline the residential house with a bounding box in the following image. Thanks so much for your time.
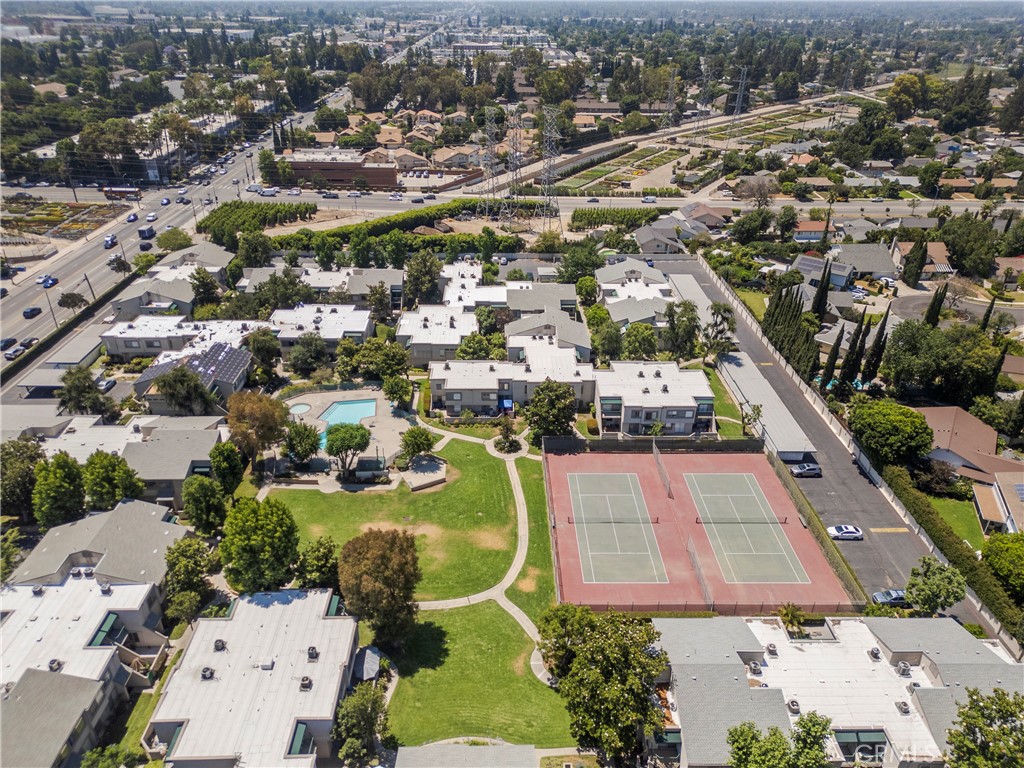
[143,590,359,768]
[311,131,337,147]
[572,113,598,131]
[862,160,894,176]
[443,111,468,125]
[916,406,1023,484]
[363,147,390,164]
[269,305,373,359]
[973,472,1023,535]
[102,316,269,363]
[134,343,253,412]
[993,255,1024,289]
[415,109,442,126]
[505,308,592,363]
[792,220,839,243]
[121,427,222,508]
[890,240,955,279]
[107,279,197,321]
[395,305,479,367]
[633,212,712,254]
[795,176,835,191]
[1000,354,1024,384]
[393,148,430,170]
[829,243,897,280]
[434,145,482,168]
[594,363,714,435]
[504,282,577,318]
[376,125,404,149]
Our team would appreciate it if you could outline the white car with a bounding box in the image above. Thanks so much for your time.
[827,525,864,541]
[347,191,361,197]
[35,273,52,285]
[177,187,187,195]
[288,188,302,196]
[146,212,158,222]
[388,193,403,201]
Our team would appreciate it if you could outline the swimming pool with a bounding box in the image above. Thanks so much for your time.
[319,399,377,447]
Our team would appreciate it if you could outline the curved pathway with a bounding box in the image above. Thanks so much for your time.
[413,399,552,684]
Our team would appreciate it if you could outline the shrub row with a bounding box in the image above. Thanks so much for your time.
[882,465,1024,642]
[568,207,662,232]
[767,453,868,603]
[554,143,636,182]
[197,201,318,248]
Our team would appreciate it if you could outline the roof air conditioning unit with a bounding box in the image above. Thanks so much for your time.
[299,676,313,691]
[662,385,669,393]
[82,568,95,578]
[760,682,769,688]
[201,667,215,680]
[749,661,762,675]
[787,699,800,714]
[260,659,275,671]
[642,387,650,394]
[907,682,921,694]
[330,307,338,314]
[100,582,113,595]
[70,567,83,578]
[444,362,450,370]
[31,584,44,596]
[869,647,882,661]
[654,370,662,378]
[307,646,319,662]
[489,365,495,372]
[214,639,227,652]
[315,307,322,313]
[897,661,911,677]
[525,364,531,372]
[896,701,911,715]
[48,659,63,673]
[638,371,645,378]
[241,323,248,331]
[766,643,778,657]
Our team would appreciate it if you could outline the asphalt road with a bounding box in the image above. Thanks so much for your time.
[657,258,985,623]
[892,291,1024,326]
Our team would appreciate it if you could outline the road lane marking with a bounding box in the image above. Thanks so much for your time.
[869,527,911,533]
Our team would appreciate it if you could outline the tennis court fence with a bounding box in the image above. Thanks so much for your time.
[564,600,867,615]
[542,435,764,455]
[567,516,660,525]
[687,535,713,606]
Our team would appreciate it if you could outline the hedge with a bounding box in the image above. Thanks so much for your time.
[197,201,318,248]
[883,465,1023,642]
[568,207,663,232]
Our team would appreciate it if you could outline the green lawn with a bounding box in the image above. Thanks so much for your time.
[735,288,768,321]
[272,441,516,601]
[704,366,742,420]
[389,601,572,747]
[929,495,985,551]
[234,472,260,500]
[107,650,182,757]
[507,459,557,626]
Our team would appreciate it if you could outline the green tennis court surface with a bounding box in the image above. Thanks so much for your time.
[684,473,810,584]
[568,473,668,584]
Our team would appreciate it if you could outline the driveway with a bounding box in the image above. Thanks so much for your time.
[657,260,984,622]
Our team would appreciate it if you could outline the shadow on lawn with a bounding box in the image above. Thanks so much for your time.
[394,620,449,676]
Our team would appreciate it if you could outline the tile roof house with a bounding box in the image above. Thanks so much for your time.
[376,125,404,149]
[916,406,1023,484]
[890,240,955,279]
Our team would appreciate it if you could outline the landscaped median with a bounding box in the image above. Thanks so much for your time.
[271,441,517,601]
[506,458,557,626]
[388,601,572,748]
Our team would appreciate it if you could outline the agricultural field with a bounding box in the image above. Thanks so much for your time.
[634,149,686,171]
[1,196,127,240]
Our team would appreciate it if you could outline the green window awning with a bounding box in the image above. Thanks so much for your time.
[655,731,682,744]
[88,612,119,647]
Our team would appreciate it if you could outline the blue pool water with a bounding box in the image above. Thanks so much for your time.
[319,399,377,447]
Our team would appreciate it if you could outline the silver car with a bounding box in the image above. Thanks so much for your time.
[826,525,863,541]
[790,463,822,478]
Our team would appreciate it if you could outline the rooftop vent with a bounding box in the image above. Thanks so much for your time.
[525,364,531,372]
[787,699,800,714]
[642,387,650,394]
[201,667,215,681]
[654,369,662,378]
[48,659,63,673]
[313,316,322,324]
[315,306,322,313]
[82,568,94,579]
[100,582,113,595]
[422,318,430,328]
[869,647,882,661]
[749,661,763,676]
[31,584,44,596]
[906,682,922,694]
[897,661,911,677]
[766,643,778,657]
[449,317,456,328]
[214,639,227,652]
[896,701,911,715]
[299,676,313,691]
[296,324,305,331]
[638,370,645,378]
[260,659,275,671]
[240,323,248,331]
[661,385,669,393]
[70,567,83,578]
[489,364,495,372]
[444,362,450,370]
[330,307,338,314]
[307,646,319,662]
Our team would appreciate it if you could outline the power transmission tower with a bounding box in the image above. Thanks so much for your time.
[476,106,501,218]
[725,66,748,150]
[829,70,853,131]
[539,105,562,236]
[658,67,678,130]
[500,110,524,228]
[694,62,714,146]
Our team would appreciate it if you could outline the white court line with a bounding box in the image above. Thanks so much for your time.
[743,474,808,582]
[727,496,757,555]
[571,474,598,583]
[685,474,737,583]
[605,495,623,554]
[629,473,666,583]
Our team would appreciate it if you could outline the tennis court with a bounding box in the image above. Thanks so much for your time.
[567,473,669,584]
[684,473,810,584]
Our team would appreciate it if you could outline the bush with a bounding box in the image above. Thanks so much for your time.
[585,417,599,435]
[197,201,318,249]
[882,465,1023,643]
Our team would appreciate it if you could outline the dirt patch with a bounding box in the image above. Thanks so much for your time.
[514,566,540,593]
[308,524,326,537]
[512,648,529,676]
[360,521,443,539]
[470,527,509,550]
[263,208,366,236]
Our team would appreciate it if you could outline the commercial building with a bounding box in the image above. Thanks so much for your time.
[143,590,359,768]
[283,149,398,189]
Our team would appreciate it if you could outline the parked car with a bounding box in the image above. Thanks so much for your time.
[0,287,7,298]
[42,276,59,288]
[97,379,116,393]
[1,337,17,350]
[126,213,138,223]
[790,463,822,478]
[872,589,910,608]
[146,212,158,222]
[826,525,864,541]
[645,258,655,267]
[22,306,42,319]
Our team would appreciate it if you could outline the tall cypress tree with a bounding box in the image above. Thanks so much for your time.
[979,296,996,331]
[838,310,866,384]
[924,283,947,327]
[850,317,872,380]
[820,323,844,392]
[811,260,831,321]
[901,235,927,288]
[861,306,889,382]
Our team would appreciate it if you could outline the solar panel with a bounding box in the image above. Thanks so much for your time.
[1015,483,1024,503]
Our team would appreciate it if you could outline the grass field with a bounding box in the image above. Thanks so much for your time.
[104,650,182,763]
[735,288,769,321]
[273,441,516,601]
[705,366,744,437]
[929,494,985,551]
[389,601,572,747]
[506,459,557,626]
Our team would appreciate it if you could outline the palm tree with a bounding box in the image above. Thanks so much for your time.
[776,602,806,637]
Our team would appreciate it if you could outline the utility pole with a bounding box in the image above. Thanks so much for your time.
[82,273,96,301]
[42,286,59,330]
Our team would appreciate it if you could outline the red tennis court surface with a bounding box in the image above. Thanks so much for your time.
[544,451,853,613]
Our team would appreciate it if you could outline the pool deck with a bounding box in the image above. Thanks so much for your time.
[283,388,415,466]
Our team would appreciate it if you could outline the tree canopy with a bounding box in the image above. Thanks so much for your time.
[284,421,321,465]
[182,475,227,536]
[221,497,300,593]
[32,451,85,530]
[906,556,967,615]
[324,423,371,475]
[525,379,577,441]
[981,533,1024,605]
[226,392,289,466]
[848,398,933,466]
[82,450,144,510]
[1,437,45,521]
[945,687,1024,768]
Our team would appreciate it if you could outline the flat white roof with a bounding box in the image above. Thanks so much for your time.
[151,590,357,768]
[595,363,713,407]
[270,305,371,341]
[441,263,508,309]
[1,577,151,687]
[747,619,944,762]
[396,305,477,346]
[41,416,143,463]
[601,281,675,303]
[102,317,271,361]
